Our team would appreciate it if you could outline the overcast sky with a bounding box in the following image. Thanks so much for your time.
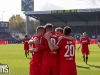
[0,0,100,21]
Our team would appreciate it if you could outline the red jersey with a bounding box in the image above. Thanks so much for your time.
[30,35,43,64]
[29,35,43,75]
[80,37,90,54]
[57,38,77,75]
[57,38,76,65]
[22,37,30,50]
[41,34,58,65]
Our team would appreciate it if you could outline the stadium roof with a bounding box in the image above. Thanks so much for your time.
[24,8,100,24]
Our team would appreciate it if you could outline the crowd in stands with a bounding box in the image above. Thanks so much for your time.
[54,25,100,39]
[0,25,100,44]
[0,32,20,43]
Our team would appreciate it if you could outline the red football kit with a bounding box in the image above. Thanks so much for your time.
[57,38,77,75]
[22,38,30,50]
[80,37,90,55]
[29,35,42,75]
[40,33,59,75]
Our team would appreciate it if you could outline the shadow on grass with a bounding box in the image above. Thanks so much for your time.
[76,65,90,69]
[87,64,100,69]
[0,63,4,65]
[27,57,32,59]
[0,63,6,65]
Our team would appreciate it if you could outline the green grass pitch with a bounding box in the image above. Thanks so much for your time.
[0,44,100,75]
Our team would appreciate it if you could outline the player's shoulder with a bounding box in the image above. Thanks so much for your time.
[32,35,39,38]
[27,38,30,40]
[57,37,73,45]
[80,37,84,39]
[41,36,46,39]
[58,36,63,40]
[51,34,58,37]
[32,35,37,37]
[58,36,66,42]
[85,37,89,40]
[31,35,35,38]
[41,36,47,41]
[63,38,73,41]
[51,32,55,35]
[81,37,86,40]
[87,37,90,39]
[63,38,75,44]
[50,35,58,40]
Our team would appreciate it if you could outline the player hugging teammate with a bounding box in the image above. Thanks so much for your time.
[28,23,77,75]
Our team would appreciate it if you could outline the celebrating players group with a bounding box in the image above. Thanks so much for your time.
[23,23,90,75]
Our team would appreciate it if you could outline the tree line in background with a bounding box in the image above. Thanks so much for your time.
[9,15,39,34]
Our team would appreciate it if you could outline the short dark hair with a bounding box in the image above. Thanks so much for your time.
[36,26,45,32]
[44,23,53,31]
[25,35,27,37]
[63,26,72,36]
[55,27,63,33]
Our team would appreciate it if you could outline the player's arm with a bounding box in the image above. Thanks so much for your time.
[28,38,40,45]
[34,36,50,50]
[47,38,59,51]
[28,39,34,45]
[29,48,38,53]
[62,36,75,40]
[44,32,60,51]
[28,39,34,51]
[35,44,49,51]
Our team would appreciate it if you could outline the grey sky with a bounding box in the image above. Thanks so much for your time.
[35,0,100,11]
[0,0,100,21]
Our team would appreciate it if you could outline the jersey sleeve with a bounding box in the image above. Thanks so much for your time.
[28,38,30,41]
[30,36,34,40]
[40,36,47,45]
[35,36,49,50]
[35,44,49,51]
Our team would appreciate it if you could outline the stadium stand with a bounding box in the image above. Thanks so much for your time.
[0,22,21,44]
[53,25,100,39]
[0,31,19,44]
[24,8,100,40]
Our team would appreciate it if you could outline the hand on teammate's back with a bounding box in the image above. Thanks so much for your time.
[33,39,40,44]
[29,48,39,53]
[28,39,34,45]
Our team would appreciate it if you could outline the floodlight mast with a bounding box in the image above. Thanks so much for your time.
[2,11,5,22]
[26,15,29,37]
